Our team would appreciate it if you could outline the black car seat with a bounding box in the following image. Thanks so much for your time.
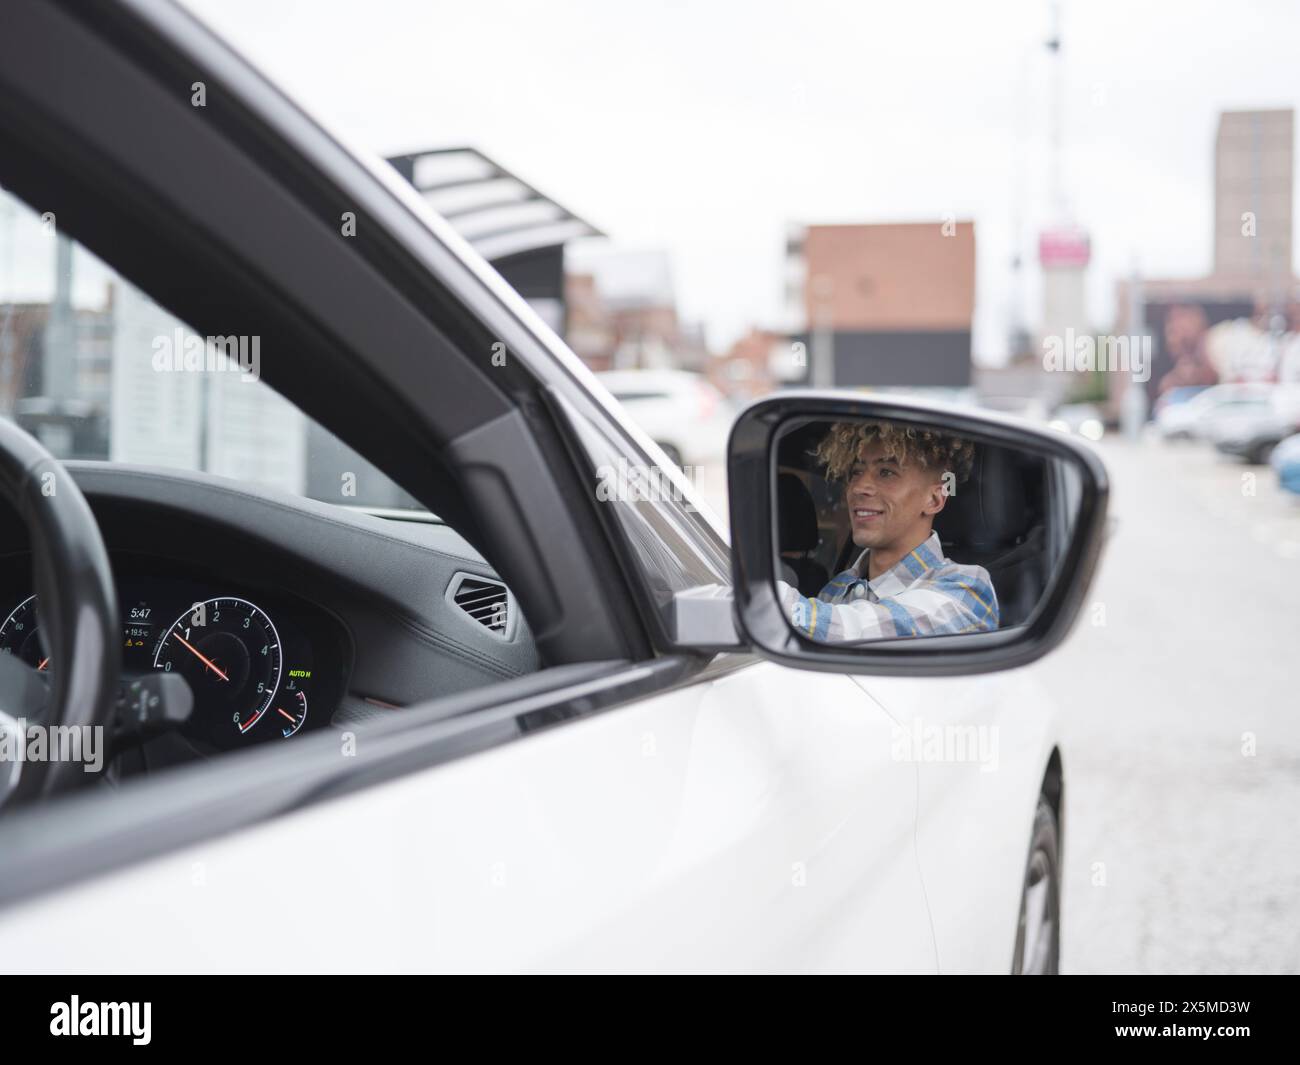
[933,445,1048,628]
[777,473,830,596]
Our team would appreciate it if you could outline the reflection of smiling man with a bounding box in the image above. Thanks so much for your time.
[778,421,999,642]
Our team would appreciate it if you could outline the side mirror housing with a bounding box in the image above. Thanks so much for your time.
[727,392,1109,676]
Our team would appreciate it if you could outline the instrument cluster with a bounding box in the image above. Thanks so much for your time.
[0,562,349,752]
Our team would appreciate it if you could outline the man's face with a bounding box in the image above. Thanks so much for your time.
[844,440,948,551]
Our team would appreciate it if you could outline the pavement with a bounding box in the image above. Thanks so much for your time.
[1038,435,1300,974]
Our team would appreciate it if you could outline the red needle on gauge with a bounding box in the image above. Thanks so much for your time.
[276,707,295,723]
[37,657,49,671]
[173,633,229,681]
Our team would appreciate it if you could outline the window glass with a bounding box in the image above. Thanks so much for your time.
[553,390,731,632]
[0,189,425,512]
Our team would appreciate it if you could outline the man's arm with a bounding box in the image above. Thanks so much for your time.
[777,567,999,642]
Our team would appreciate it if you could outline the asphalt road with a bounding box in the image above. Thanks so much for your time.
[1040,435,1300,974]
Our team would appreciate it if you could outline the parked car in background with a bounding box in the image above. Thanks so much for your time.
[1270,433,1300,496]
[977,395,1051,425]
[1154,382,1274,441]
[1209,387,1300,465]
[595,369,734,468]
[1049,403,1105,441]
[1151,385,1211,420]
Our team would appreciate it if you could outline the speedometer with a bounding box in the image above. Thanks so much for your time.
[153,597,283,736]
[0,594,49,672]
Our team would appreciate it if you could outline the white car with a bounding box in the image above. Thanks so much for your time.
[1208,386,1300,464]
[979,395,1052,424]
[1049,403,1106,441]
[0,0,1108,976]
[595,369,734,469]
[1154,382,1274,441]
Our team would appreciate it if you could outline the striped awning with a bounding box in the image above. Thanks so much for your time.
[387,147,602,261]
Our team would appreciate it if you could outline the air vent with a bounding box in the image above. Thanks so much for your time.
[448,573,514,638]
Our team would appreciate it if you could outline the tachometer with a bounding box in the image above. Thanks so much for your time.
[153,597,282,736]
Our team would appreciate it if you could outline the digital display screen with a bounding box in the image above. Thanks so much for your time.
[121,601,156,664]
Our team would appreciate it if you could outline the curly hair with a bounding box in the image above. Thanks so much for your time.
[813,420,975,484]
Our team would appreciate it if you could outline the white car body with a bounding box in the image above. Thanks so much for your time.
[0,660,1058,973]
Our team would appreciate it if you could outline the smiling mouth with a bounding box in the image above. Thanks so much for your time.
[852,508,884,521]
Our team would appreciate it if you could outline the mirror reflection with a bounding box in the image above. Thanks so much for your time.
[775,417,1058,643]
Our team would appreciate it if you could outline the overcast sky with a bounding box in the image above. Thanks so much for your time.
[176,0,1299,363]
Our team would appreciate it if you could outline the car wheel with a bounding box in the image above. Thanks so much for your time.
[1250,441,1276,466]
[655,442,684,468]
[1011,798,1060,974]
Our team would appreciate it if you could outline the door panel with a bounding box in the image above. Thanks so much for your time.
[0,661,934,973]
[853,669,1060,972]
[547,661,935,971]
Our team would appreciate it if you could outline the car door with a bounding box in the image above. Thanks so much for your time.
[0,659,933,974]
[852,667,1062,972]
[572,660,936,971]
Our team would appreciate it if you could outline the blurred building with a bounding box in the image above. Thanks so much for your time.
[1111,108,1300,414]
[712,327,789,401]
[785,221,976,389]
[108,285,307,495]
[1214,109,1293,288]
[563,272,618,370]
[0,236,114,458]
[1038,226,1091,350]
[563,249,708,373]
[0,304,47,412]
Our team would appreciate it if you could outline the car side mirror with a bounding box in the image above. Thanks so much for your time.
[726,393,1109,676]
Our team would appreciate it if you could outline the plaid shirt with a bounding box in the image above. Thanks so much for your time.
[778,531,999,642]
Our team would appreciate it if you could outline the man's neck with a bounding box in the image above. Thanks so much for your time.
[865,529,933,581]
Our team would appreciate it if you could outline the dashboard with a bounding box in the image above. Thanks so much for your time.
[0,461,543,775]
[0,555,350,753]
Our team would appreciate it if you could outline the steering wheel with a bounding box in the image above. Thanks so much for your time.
[0,419,118,804]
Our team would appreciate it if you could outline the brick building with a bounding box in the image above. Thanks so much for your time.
[785,220,977,389]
